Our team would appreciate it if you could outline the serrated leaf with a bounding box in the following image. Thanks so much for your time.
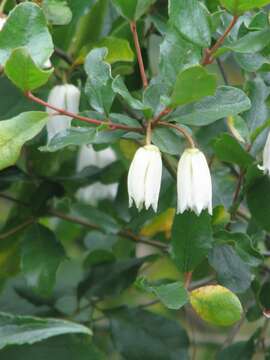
[171,211,213,272]
[0,111,48,171]
[0,312,92,350]
[0,3,53,67]
[190,285,243,326]
[170,66,217,108]
[5,48,53,92]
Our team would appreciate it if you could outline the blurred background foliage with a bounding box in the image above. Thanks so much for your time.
[0,0,270,359]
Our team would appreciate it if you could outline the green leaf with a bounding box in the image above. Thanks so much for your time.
[0,312,91,350]
[43,0,73,25]
[0,111,48,171]
[217,341,256,360]
[171,211,213,272]
[219,0,270,15]
[92,37,134,64]
[112,0,156,20]
[84,48,115,115]
[79,257,150,298]
[208,244,252,293]
[112,75,150,111]
[5,48,53,92]
[21,224,65,297]
[247,173,270,232]
[138,278,189,310]
[152,127,184,155]
[0,335,105,360]
[212,134,254,168]
[0,3,53,67]
[39,128,97,152]
[216,29,270,57]
[109,308,189,359]
[172,86,251,126]
[159,27,201,88]
[190,285,243,326]
[235,52,270,73]
[169,0,211,47]
[170,66,217,108]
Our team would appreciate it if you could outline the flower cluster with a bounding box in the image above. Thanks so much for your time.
[128,145,212,216]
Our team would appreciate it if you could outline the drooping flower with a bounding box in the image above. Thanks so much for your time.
[76,145,118,205]
[259,131,270,175]
[46,84,80,141]
[177,148,212,215]
[128,145,162,212]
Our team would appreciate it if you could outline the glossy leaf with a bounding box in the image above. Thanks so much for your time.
[172,86,251,126]
[0,3,53,66]
[5,48,53,92]
[43,0,72,25]
[169,0,211,47]
[0,313,91,350]
[0,112,48,171]
[112,0,156,20]
[170,66,217,108]
[219,0,270,15]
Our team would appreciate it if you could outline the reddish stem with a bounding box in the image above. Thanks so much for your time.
[184,272,193,289]
[202,15,239,66]
[25,91,143,133]
[158,121,195,148]
[152,107,172,125]
[130,21,148,89]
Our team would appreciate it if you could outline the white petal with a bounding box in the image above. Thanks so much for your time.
[177,150,193,214]
[127,147,149,210]
[262,131,270,175]
[64,84,81,114]
[144,147,162,212]
[0,17,6,31]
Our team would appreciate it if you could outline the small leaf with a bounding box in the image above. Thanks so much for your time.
[5,48,53,92]
[112,0,156,20]
[0,312,92,350]
[170,66,217,108]
[212,133,254,168]
[21,224,65,297]
[0,3,53,67]
[219,0,270,15]
[138,278,189,310]
[171,211,213,272]
[0,111,48,171]
[208,244,252,293]
[109,308,189,359]
[169,0,211,47]
[84,48,115,115]
[43,0,72,25]
[190,285,243,326]
[172,86,251,126]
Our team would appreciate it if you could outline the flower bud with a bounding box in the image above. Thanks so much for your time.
[177,148,212,215]
[259,131,270,175]
[128,145,162,212]
[46,84,80,141]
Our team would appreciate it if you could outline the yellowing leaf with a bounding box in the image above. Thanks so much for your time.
[140,209,175,239]
[190,285,243,326]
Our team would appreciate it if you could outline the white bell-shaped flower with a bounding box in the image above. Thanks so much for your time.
[76,145,118,205]
[0,17,6,31]
[46,84,80,141]
[128,145,162,212]
[259,131,270,175]
[177,148,212,215]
